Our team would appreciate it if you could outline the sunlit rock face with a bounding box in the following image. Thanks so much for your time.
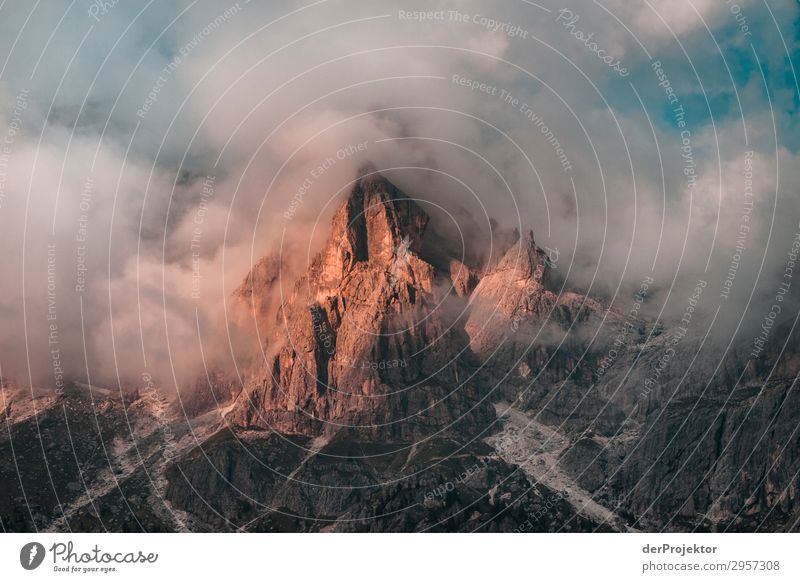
[230,169,495,442]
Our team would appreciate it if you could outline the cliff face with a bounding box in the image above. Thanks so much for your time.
[573,324,800,531]
[234,254,282,322]
[163,170,604,532]
[463,230,636,429]
[230,170,494,441]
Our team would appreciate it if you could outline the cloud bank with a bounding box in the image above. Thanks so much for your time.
[0,0,797,393]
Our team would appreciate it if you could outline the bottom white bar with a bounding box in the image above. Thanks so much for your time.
[1,533,797,581]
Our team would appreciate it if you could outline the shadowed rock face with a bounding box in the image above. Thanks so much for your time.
[464,229,636,427]
[575,324,800,532]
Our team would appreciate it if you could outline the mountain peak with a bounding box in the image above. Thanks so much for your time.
[492,228,548,282]
[232,167,492,441]
[318,168,429,286]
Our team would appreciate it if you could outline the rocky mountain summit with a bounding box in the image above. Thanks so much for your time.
[229,168,495,441]
[2,167,798,532]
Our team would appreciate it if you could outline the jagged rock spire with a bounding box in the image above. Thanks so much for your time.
[318,165,429,287]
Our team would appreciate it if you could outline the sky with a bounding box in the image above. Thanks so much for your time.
[0,0,797,391]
